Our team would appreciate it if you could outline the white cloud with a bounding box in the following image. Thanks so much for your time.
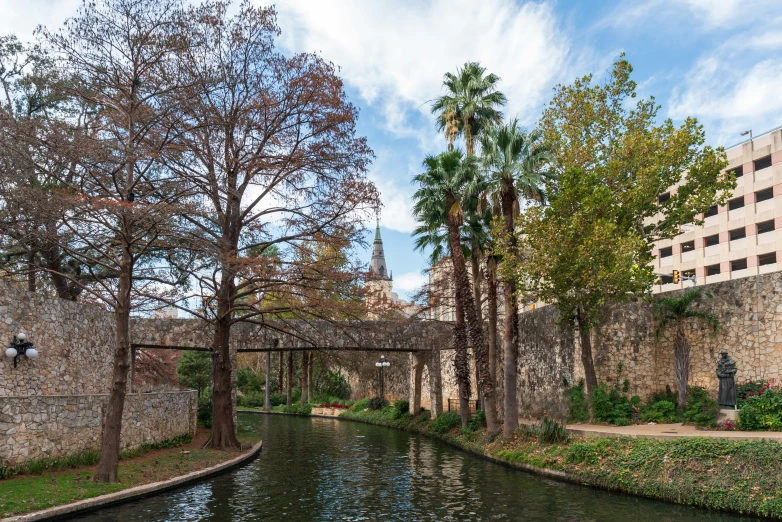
[393,271,428,293]
[602,0,776,31]
[0,0,80,43]
[274,0,587,233]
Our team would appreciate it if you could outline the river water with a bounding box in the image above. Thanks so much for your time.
[69,413,762,521]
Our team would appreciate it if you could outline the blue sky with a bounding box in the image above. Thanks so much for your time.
[4,0,782,300]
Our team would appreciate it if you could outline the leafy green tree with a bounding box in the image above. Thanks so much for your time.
[654,288,719,406]
[519,56,733,394]
[480,119,552,437]
[431,62,506,154]
[412,150,499,433]
[177,351,212,398]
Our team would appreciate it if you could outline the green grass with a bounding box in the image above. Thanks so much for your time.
[0,431,258,518]
[342,407,782,519]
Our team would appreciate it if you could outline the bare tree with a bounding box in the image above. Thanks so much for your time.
[164,2,378,449]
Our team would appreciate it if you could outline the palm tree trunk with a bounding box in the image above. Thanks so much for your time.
[277,353,284,393]
[674,324,690,407]
[470,246,484,411]
[576,305,598,395]
[300,352,308,407]
[500,188,519,438]
[446,196,499,433]
[487,257,499,388]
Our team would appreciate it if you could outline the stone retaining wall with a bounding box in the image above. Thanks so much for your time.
[433,272,782,419]
[0,390,197,466]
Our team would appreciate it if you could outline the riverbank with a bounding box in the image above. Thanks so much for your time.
[340,408,782,519]
[0,428,259,519]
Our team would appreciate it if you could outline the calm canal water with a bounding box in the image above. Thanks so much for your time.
[70,413,762,521]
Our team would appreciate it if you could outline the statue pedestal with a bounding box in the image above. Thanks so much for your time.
[716,408,738,424]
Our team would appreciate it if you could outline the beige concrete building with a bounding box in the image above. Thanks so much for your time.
[654,127,782,291]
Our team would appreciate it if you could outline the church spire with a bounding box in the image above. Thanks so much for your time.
[370,221,391,280]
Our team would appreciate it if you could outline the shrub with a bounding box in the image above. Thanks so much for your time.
[591,384,633,426]
[270,393,286,407]
[739,387,782,431]
[392,399,410,419]
[368,397,388,410]
[463,410,487,434]
[648,385,678,406]
[351,398,371,411]
[431,411,460,435]
[683,386,719,428]
[564,379,589,423]
[237,366,265,395]
[316,371,352,401]
[197,394,212,428]
[238,392,265,409]
[537,418,569,444]
[738,380,770,406]
[641,400,678,423]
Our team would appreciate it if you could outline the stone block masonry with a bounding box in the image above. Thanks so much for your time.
[0,391,197,466]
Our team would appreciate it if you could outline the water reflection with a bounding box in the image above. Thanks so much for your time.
[69,414,763,521]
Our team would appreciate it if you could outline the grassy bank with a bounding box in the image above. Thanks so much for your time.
[341,406,782,519]
[0,428,258,518]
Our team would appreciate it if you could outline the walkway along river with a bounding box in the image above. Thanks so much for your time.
[69,413,763,521]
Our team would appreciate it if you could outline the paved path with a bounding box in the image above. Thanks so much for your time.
[538,421,782,441]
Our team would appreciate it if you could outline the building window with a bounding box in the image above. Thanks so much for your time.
[729,227,746,241]
[728,196,745,210]
[756,187,774,202]
[658,192,671,204]
[704,205,718,217]
[659,246,673,258]
[707,264,720,276]
[705,234,720,247]
[682,269,695,278]
[681,240,695,252]
[731,258,747,271]
[755,155,772,171]
[757,219,775,234]
[728,165,744,178]
[759,252,777,266]
[658,274,673,284]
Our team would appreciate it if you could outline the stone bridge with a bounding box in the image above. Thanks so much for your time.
[130,317,452,415]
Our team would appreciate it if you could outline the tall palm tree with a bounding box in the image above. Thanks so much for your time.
[431,62,507,154]
[654,287,719,407]
[480,120,553,437]
[412,150,500,434]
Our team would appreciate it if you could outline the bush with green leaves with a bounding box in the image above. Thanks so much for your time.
[431,411,460,435]
[463,410,487,434]
[564,379,589,423]
[648,385,678,406]
[351,398,371,411]
[392,399,410,419]
[197,393,212,428]
[317,371,352,401]
[368,397,388,410]
[237,366,265,395]
[591,382,633,426]
[683,386,719,428]
[177,351,212,397]
[641,400,678,423]
[739,387,782,431]
[537,418,569,444]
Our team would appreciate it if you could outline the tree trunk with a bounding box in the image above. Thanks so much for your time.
[453,296,471,427]
[264,351,272,411]
[487,257,499,388]
[576,305,598,395]
[674,324,690,407]
[207,271,241,451]
[470,245,483,411]
[445,194,498,433]
[93,232,133,482]
[500,188,519,438]
[307,354,314,402]
[277,353,284,393]
[300,352,308,407]
[286,351,293,406]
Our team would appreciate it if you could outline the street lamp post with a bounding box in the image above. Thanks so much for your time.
[5,333,38,368]
[375,355,391,401]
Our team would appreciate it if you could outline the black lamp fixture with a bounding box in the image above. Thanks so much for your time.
[6,332,38,368]
[375,355,391,401]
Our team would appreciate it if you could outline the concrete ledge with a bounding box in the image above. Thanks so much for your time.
[2,440,263,522]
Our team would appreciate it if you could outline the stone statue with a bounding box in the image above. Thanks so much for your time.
[716,350,737,408]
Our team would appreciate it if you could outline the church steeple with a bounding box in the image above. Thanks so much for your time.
[370,221,392,281]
